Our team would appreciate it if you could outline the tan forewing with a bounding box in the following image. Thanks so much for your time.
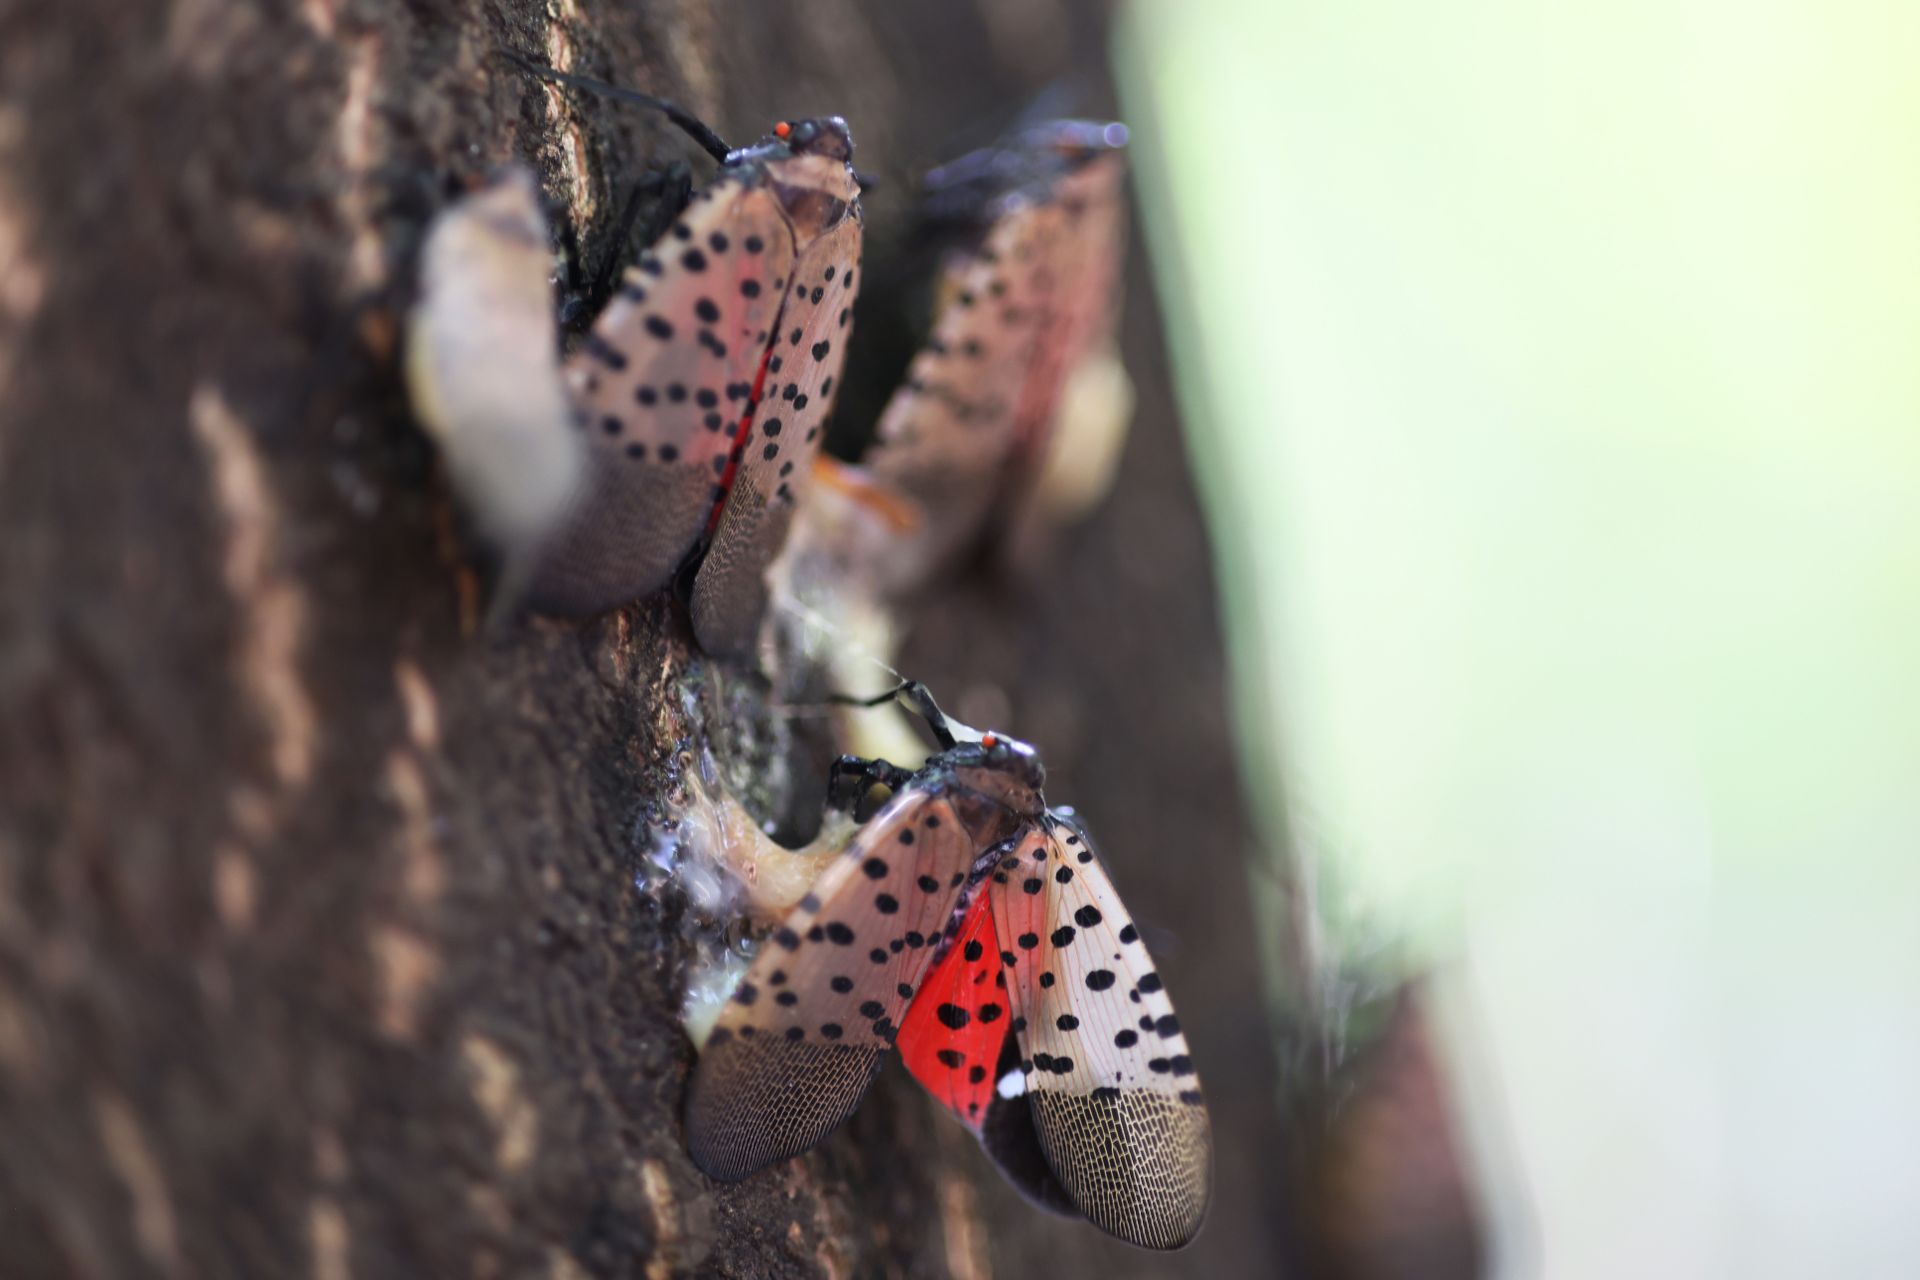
[529,180,795,615]
[863,205,1062,579]
[995,152,1130,565]
[691,207,862,655]
[1005,151,1127,466]
[685,787,973,1180]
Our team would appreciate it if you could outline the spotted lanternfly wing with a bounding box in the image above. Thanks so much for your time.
[863,206,1054,577]
[690,154,862,655]
[898,835,1084,1220]
[687,696,1204,1248]
[527,184,796,616]
[994,141,1130,563]
[988,812,1211,1250]
[684,785,973,1180]
[526,115,862,655]
[897,885,1007,1127]
[864,122,1128,585]
[1003,138,1128,468]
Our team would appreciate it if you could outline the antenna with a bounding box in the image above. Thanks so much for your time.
[827,680,958,749]
[500,53,733,163]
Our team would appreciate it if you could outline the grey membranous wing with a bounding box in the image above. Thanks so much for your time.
[988,811,1211,1250]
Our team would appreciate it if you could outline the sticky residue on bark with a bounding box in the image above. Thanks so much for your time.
[667,757,859,1049]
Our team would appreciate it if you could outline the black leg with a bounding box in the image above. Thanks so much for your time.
[827,755,915,813]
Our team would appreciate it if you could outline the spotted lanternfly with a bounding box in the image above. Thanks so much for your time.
[508,68,864,657]
[862,120,1130,583]
[685,683,1211,1250]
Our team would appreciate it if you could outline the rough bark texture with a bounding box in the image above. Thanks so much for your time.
[0,0,1303,1276]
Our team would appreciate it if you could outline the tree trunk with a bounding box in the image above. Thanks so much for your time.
[0,0,1296,1275]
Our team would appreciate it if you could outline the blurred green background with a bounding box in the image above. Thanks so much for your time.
[1117,2,1920,1275]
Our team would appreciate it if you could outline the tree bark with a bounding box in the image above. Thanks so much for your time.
[0,0,1296,1275]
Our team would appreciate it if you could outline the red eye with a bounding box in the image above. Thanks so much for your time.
[981,732,998,748]
[773,121,792,139]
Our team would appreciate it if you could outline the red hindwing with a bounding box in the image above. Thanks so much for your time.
[897,890,1006,1129]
